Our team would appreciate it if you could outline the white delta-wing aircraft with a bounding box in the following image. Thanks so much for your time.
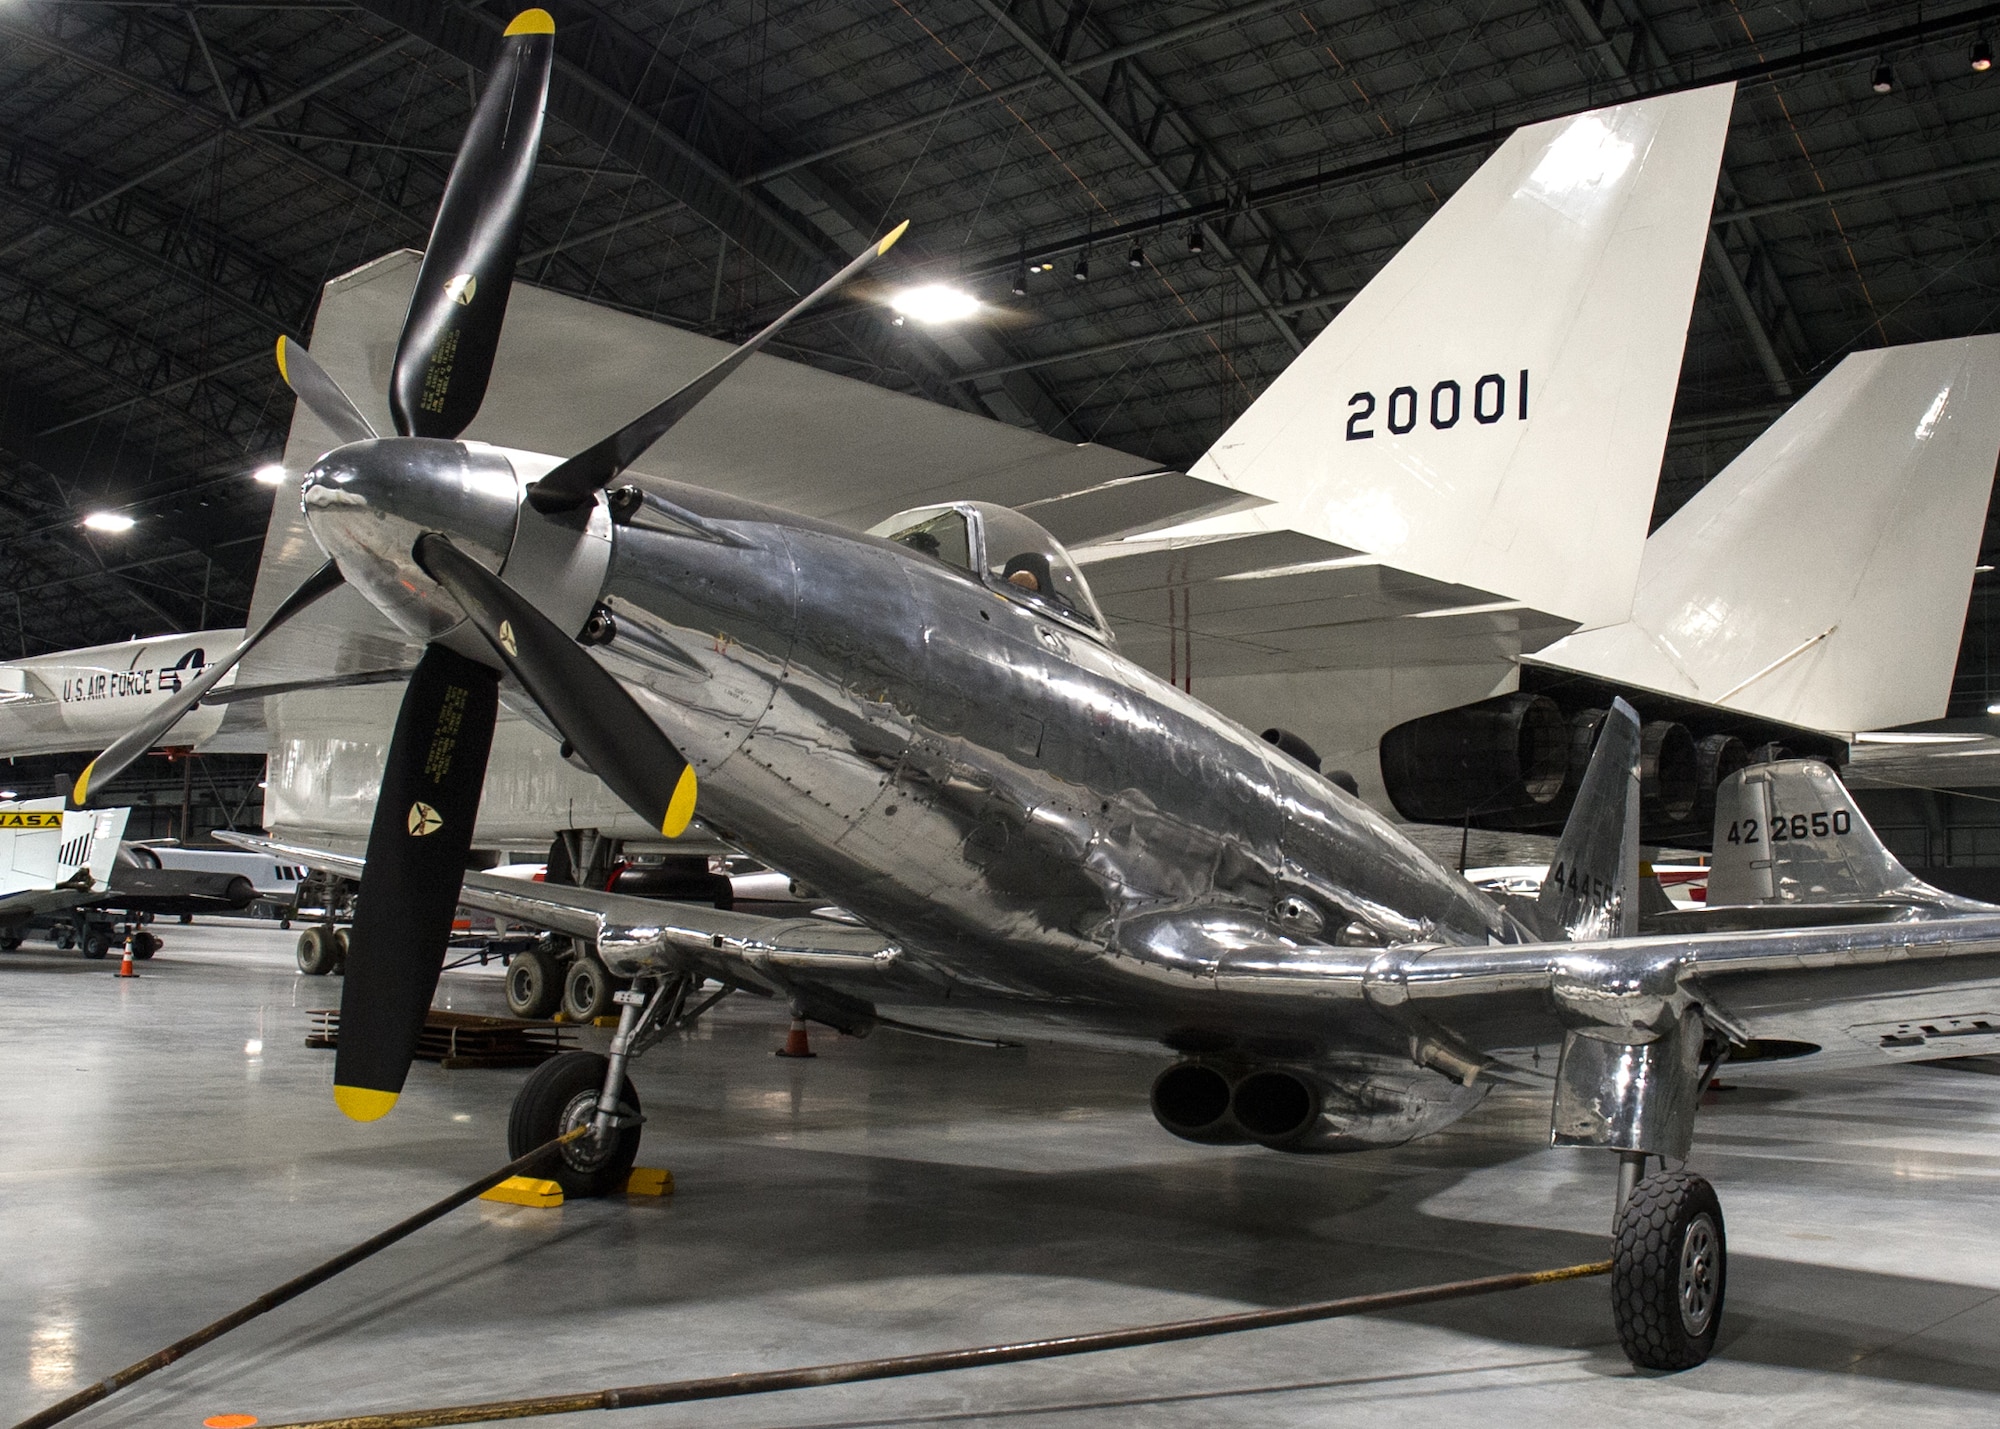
[52,13,2000,1379]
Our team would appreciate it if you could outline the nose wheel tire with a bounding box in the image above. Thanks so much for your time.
[505,945,564,1020]
[1613,1169,1726,1371]
[507,1050,640,1198]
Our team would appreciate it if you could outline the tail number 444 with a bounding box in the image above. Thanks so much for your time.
[1347,370,1529,439]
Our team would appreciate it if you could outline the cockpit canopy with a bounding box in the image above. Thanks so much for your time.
[869,501,1110,637]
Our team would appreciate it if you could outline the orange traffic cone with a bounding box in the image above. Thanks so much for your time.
[116,943,137,978]
[775,1014,815,1058]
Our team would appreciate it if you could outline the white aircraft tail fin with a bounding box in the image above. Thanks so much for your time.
[57,806,131,890]
[1187,85,1735,629]
[1537,699,1641,940]
[0,798,69,897]
[1708,760,1986,909]
[1534,336,2000,733]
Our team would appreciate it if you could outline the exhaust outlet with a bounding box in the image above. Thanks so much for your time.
[1150,1063,1245,1144]
[1230,1069,1320,1145]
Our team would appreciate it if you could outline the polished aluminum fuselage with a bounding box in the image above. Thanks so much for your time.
[585,478,1517,1060]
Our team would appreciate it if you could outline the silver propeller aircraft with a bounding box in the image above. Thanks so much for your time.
[73,9,2000,1374]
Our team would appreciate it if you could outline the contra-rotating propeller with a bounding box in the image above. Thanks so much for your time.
[79,5,911,1122]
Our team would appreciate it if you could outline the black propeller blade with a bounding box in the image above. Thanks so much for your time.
[73,560,346,807]
[332,643,499,1121]
[527,220,910,513]
[387,9,554,441]
[275,336,378,446]
[414,534,699,838]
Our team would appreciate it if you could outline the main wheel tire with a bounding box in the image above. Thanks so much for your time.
[0,930,22,952]
[506,946,564,1020]
[1613,1169,1726,1371]
[561,955,620,1023]
[53,925,76,951]
[81,929,112,960]
[330,928,350,975]
[129,930,160,960]
[296,927,336,975]
[506,1051,640,1198]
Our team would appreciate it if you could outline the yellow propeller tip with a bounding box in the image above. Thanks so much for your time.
[273,335,290,384]
[333,1085,400,1122]
[505,8,555,35]
[661,765,698,839]
[876,219,911,256]
[72,761,95,807]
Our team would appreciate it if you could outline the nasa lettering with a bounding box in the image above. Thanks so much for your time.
[1346,370,1529,440]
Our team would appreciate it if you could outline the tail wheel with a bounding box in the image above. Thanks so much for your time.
[296,927,337,975]
[506,1051,640,1198]
[1613,1170,1726,1371]
[505,945,563,1020]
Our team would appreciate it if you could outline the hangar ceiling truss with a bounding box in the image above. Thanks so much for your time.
[1,0,1998,712]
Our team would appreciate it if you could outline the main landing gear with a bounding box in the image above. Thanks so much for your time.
[1609,1150,1726,1370]
[505,971,729,1197]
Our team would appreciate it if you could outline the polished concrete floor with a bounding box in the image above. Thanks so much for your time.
[6,920,2000,1428]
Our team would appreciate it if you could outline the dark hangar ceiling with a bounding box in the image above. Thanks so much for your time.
[5,0,2000,711]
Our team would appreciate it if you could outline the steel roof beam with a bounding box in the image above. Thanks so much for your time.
[967,0,1304,355]
[0,16,421,265]
[903,0,2000,286]
[349,0,834,294]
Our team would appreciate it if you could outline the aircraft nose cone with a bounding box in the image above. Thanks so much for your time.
[301,438,521,642]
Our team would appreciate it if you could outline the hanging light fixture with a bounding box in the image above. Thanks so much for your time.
[1974,38,1993,72]
[1127,243,1145,270]
[1073,254,1090,282]
[1011,257,1028,296]
[1185,224,1204,255]
[1872,61,1894,93]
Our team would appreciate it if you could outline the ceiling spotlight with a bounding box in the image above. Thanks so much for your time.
[1872,62,1894,93]
[1127,244,1145,270]
[1975,39,1993,72]
[1186,225,1205,255]
[1988,702,2000,715]
[1073,255,1090,282]
[253,463,287,486]
[888,284,980,324]
[82,511,134,533]
[1978,564,1997,574]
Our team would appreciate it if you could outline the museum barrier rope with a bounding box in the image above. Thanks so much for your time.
[260,1258,1615,1429]
[9,1127,590,1429]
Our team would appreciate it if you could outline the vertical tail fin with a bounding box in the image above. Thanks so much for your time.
[1187,85,1735,630]
[1537,698,1642,940]
[1708,760,1985,909]
[1534,336,2000,732]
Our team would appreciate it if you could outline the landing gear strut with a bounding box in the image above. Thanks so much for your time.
[505,972,711,1197]
[1610,1151,1726,1370]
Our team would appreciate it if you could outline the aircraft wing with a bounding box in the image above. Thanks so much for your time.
[221,833,928,1019]
[0,882,96,927]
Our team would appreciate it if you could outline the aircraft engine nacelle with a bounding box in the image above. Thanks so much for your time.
[1150,1061,1487,1153]
[1377,692,1567,824]
[1378,679,1840,848]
